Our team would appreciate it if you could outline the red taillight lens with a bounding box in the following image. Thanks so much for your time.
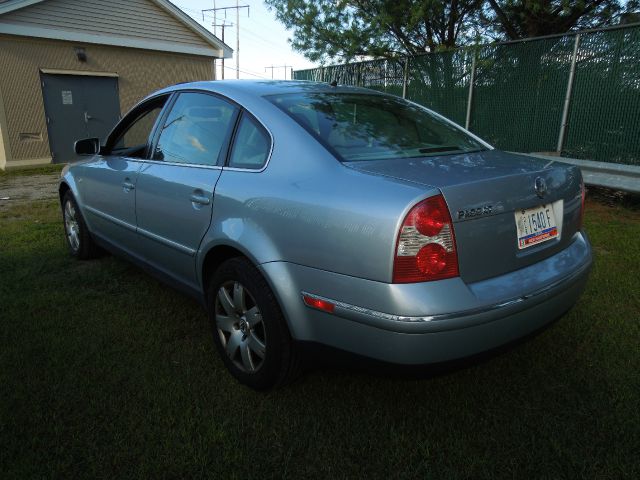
[414,203,446,237]
[393,195,459,283]
[416,243,448,275]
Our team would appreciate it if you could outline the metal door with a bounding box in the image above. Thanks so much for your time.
[41,74,120,163]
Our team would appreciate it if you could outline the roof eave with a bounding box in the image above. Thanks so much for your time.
[0,0,234,58]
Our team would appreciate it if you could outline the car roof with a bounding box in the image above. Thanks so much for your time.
[150,79,384,102]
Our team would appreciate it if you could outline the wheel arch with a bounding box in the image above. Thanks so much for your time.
[200,243,255,297]
[58,181,71,204]
[198,242,298,335]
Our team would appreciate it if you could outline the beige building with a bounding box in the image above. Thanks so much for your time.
[0,0,232,170]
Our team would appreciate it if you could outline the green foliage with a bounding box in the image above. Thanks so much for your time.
[483,0,638,40]
[266,1,638,62]
[265,0,484,61]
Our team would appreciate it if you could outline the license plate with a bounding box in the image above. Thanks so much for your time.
[515,204,558,249]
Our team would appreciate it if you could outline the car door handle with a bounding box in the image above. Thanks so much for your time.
[123,180,135,192]
[190,193,210,206]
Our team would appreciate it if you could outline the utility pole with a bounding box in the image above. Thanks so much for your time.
[264,65,292,80]
[264,65,275,79]
[213,23,231,79]
[202,4,249,80]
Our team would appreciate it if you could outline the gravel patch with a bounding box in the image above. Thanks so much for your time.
[0,173,60,212]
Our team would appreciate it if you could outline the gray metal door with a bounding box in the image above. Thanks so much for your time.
[41,74,120,163]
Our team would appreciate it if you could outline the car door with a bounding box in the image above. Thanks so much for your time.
[75,95,170,253]
[134,91,239,289]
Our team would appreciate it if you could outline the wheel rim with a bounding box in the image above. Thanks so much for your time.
[215,280,267,373]
[64,200,80,252]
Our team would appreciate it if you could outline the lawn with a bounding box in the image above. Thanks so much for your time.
[1,187,638,479]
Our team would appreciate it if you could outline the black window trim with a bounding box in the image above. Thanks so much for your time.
[103,87,275,172]
[223,109,274,173]
[103,93,172,158]
[144,89,243,170]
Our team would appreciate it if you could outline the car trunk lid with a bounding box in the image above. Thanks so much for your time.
[347,150,583,283]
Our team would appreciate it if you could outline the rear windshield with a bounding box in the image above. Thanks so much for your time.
[268,92,486,162]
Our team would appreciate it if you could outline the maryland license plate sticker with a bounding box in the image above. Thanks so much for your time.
[515,205,559,249]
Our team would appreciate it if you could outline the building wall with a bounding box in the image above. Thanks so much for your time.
[0,81,9,170]
[0,34,214,167]
[0,0,207,49]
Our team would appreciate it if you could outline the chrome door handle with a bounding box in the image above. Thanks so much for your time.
[123,180,135,192]
[190,193,210,205]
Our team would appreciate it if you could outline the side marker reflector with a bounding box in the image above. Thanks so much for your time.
[302,294,335,313]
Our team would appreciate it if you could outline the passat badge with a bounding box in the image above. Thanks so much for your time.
[457,205,493,220]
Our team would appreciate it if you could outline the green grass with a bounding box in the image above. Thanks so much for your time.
[0,163,65,178]
[1,196,639,479]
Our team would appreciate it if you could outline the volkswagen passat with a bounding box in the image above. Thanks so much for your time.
[59,81,592,389]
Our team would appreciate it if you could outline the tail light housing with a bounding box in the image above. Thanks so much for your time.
[393,194,459,283]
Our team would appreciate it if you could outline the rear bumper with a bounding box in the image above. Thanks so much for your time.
[260,231,592,364]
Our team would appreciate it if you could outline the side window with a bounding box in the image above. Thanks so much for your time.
[228,114,271,170]
[109,96,168,158]
[122,108,162,149]
[153,92,237,166]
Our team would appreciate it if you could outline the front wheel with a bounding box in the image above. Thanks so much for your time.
[207,257,300,390]
[61,191,99,260]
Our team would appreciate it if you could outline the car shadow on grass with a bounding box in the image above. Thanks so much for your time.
[297,313,564,383]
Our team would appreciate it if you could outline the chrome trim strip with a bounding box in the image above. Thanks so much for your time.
[84,206,196,256]
[301,261,591,333]
[138,159,222,170]
[137,227,196,256]
[84,205,136,232]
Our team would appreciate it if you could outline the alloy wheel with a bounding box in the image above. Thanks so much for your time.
[215,280,267,373]
[64,200,80,252]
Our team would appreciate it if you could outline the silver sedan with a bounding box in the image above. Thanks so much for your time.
[59,80,592,389]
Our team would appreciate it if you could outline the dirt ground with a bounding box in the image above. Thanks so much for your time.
[0,173,60,212]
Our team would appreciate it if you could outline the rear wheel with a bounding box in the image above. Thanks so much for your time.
[62,191,99,260]
[207,257,300,390]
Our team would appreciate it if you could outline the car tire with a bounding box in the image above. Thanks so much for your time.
[207,257,300,390]
[61,191,100,260]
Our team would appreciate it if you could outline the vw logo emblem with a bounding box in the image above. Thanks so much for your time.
[534,177,547,198]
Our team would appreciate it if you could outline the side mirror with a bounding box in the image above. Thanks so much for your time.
[74,137,100,155]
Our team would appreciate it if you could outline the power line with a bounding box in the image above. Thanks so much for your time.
[179,4,303,78]
[188,6,293,55]
[264,65,292,80]
[203,3,250,79]
[222,65,269,79]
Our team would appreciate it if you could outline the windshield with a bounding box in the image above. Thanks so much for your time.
[268,92,486,162]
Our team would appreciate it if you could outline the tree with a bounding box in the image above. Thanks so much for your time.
[482,0,635,41]
[266,0,637,62]
[264,0,484,61]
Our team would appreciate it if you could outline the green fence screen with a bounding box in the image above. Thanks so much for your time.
[293,24,640,166]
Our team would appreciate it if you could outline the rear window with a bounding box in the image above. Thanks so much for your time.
[268,93,485,162]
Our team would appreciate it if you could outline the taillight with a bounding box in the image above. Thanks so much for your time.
[578,180,586,230]
[393,195,459,283]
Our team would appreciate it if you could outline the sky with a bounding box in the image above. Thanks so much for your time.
[171,0,317,80]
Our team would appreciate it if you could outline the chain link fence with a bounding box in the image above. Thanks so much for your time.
[294,24,640,166]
